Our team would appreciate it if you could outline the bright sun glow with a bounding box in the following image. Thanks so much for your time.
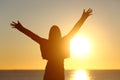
[73,70,90,80]
[70,35,91,57]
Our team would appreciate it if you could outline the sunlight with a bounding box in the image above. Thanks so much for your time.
[70,35,91,57]
[73,70,90,80]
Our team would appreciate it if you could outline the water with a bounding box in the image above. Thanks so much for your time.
[0,70,120,80]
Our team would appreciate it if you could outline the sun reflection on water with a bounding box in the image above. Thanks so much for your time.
[73,70,90,80]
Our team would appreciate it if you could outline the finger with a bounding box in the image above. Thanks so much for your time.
[17,20,21,25]
[82,9,85,13]
[11,22,17,26]
[87,8,91,12]
[17,20,20,24]
[12,26,16,28]
[89,14,92,16]
[83,9,85,12]
[12,21,17,25]
[88,8,92,13]
[10,23,15,26]
[87,8,90,12]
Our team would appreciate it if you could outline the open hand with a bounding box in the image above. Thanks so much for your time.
[11,21,23,28]
[82,8,93,17]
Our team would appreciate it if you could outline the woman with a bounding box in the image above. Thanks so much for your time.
[11,8,92,80]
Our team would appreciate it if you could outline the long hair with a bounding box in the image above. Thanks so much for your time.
[49,25,61,41]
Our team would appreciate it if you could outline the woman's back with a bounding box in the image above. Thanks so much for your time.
[40,36,70,60]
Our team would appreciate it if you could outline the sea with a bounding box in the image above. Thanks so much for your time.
[0,70,120,80]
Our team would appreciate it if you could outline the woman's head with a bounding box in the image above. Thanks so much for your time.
[49,25,61,41]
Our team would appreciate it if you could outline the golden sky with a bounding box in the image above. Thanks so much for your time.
[0,0,120,70]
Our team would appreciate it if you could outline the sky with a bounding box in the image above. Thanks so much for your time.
[0,0,120,70]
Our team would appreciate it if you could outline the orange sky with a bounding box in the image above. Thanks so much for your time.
[0,0,120,70]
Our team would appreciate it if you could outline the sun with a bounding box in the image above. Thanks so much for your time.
[70,35,91,57]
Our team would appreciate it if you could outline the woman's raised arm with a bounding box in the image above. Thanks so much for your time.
[63,8,92,40]
[11,21,46,44]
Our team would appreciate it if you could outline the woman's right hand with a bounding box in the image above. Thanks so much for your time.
[82,8,93,18]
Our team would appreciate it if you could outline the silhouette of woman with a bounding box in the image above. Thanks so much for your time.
[11,8,92,80]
